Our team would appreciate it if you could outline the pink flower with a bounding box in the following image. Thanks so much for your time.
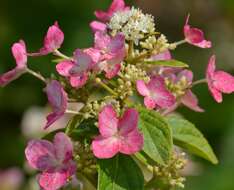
[92,32,126,78]
[45,80,68,129]
[92,105,143,159]
[206,55,234,103]
[0,40,27,87]
[184,15,212,48]
[95,0,130,23]
[137,76,176,109]
[56,49,94,88]
[90,21,107,33]
[25,132,76,190]
[29,22,64,56]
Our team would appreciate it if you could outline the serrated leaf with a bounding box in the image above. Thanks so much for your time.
[166,116,218,164]
[138,107,173,165]
[144,60,188,68]
[98,154,144,190]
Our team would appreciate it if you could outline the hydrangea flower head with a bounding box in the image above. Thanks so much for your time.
[0,40,27,87]
[136,76,176,109]
[184,15,212,48]
[95,0,129,23]
[56,49,94,88]
[45,80,68,129]
[25,132,76,190]
[92,105,143,159]
[206,55,234,103]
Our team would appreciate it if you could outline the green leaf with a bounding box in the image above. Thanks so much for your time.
[166,116,218,164]
[98,154,144,190]
[144,60,188,68]
[138,107,173,165]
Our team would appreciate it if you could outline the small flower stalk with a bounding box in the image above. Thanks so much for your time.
[0,0,230,189]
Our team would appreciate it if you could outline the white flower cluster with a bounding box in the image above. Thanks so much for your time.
[109,7,155,45]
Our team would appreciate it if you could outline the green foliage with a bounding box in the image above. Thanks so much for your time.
[166,115,218,164]
[143,59,189,68]
[138,107,173,165]
[98,154,144,190]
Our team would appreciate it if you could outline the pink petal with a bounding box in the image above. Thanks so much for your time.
[119,129,144,155]
[209,84,223,103]
[56,61,74,77]
[151,50,172,61]
[0,68,26,87]
[39,169,69,190]
[213,71,234,93]
[107,33,125,54]
[118,108,139,135]
[91,136,119,159]
[184,15,212,48]
[25,140,56,171]
[84,48,101,64]
[98,105,118,137]
[181,90,204,112]
[45,80,68,129]
[177,69,193,84]
[136,80,150,96]
[94,31,111,50]
[144,97,157,109]
[104,62,121,79]
[12,40,27,68]
[69,73,88,88]
[90,21,107,33]
[53,132,73,163]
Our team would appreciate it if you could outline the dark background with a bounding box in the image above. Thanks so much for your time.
[0,0,234,189]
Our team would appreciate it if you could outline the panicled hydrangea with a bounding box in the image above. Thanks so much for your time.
[109,7,155,44]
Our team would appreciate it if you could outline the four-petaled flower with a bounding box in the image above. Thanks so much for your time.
[184,15,212,48]
[95,0,129,23]
[136,76,176,110]
[0,40,27,87]
[25,132,76,190]
[56,49,94,88]
[45,80,68,129]
[91,31,126,79]
[92,105,144,159]
[206,55,234,103]
[30,22,64,56]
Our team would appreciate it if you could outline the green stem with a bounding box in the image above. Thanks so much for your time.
[172,39,187,47]
[191,78,207,87]
[26,68,47,83]
[54,49,72,60]
[65,110,85,115]
[95,78,118,96]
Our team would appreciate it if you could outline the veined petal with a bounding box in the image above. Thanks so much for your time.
[104,62,121,79]
[70,73,88,88]
[177,69,193,84]
[0,68,26,87]
[107,33,125,54]
[56,61,74,77]
[213,71,234,93]
[136,80,150,96]
[90,21,107,33]
[94,32,111,50]
[144,97,156,109]
[12,40,27,68]
[98,105,118,137]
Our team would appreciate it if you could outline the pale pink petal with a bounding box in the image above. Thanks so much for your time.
[107,33,125,54]
[12,40,27,68]
[209,85,223,103]
[45,80,68,129]
[206,55,216,80]
[119,129,144,155]
[25,140,56,171]
[0,68,26,87]
[53,132,73,163]
[213,71,234,93]
[56,61,74,77]
[177,70,193,84]
[104,62,121,79]
[98,105,118,137]
[181,90,204,112]
[151,50,172,61]
[94,32,111,50]
[90,21,107,33]
[84,48,101,64]
[70,73,88,88]
[136,80,150,96]
[144,97,156,109]
[39,169,69,190]
[91,136,119,159]
[118,108,139,135]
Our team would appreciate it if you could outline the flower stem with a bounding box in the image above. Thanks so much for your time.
[54,49,72,60]
[191,79,207,87]
[26,68,47,83]
[65,110,84,115]
[172,39,187,47]
[95,78,118,96]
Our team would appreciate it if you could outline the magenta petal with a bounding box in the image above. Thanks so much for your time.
[104,63,121,79]
[92,136,119,159]
[94,32,111,50]
[181,90,204,112]
[144,97,156,109]
[98,105,118,137]
[90,21,107,33]
[119,108,139,135]
[12,40,27,68]
[136,80,150,96]
[39,169,69,190]
[45,80,68,129]
[53,133,73,163]
[119,129,144,155]
[177,69,193,84]
[151,50,172,61]
[108,33,125,54]
[25,140,56,171]
[70,73,88,88]
[213,71,234,93]
[84,48,101,64]
[56,61,74,77]
[0,68,26,87]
